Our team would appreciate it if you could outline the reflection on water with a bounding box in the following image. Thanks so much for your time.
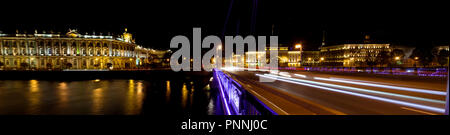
[0,78,213,115]
[28,80,40,114]
[166,81,171,103]
[57,82,68,110]
[181,83,188,108]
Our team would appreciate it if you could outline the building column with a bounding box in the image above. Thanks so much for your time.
[446,59,449,115]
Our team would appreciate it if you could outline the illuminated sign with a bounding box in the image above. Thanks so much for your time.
[213,69,277,115]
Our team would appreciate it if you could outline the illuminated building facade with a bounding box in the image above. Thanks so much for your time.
[319,44,391,67]
[431,45,450,67]
[0,29,166,70]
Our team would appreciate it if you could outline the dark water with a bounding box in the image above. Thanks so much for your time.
[0,78,216,115]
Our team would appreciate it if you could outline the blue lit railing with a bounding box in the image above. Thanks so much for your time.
[212,69,277,115]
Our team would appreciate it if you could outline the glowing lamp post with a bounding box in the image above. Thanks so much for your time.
[414,57,419,74]
[350,58,355,67]
[295,44,302,49]
[216,44,222,68]
[446,58,449,115]
[320,57,325,67]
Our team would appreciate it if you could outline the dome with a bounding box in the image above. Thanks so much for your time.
[66,29,80,38]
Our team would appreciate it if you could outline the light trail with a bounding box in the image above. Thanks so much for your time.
[330,77,406,86]
[249,89,289,115]
[294,74,307,78]
[314,77,446,96]
[256,74,445,114]
[278,72,291,77]
[215,71,232,115]
[265,74,444,104]
[401,107,437,115]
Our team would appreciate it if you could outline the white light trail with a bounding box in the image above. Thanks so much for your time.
[294,74,307,78]
[216,72,232,115]
[263,74,445,104]
[256,74,445,114]
[314,77,446,96]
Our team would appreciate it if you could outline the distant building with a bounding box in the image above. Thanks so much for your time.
[0,29,167,70]
[241,45,302,68]
[391,45,416,67]
[287,50,301,67]
[319,43,391,67]
[434,45,449,52]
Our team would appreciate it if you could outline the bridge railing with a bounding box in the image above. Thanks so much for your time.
[212,68,277,115]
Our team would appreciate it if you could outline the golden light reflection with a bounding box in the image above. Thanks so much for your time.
[92,88,103,114]
[28,80,40,114]
[30,80,39,93]
[166,81,171,102]
[57,82,69,109]
[205,84,211,97]
[125,80,144,115]
[181,83,188,108]
[129,79,134,90]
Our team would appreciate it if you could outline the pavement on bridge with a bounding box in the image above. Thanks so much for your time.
[226,70,447,115]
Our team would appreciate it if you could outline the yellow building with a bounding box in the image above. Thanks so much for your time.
[0,29,165,70]
[301,51,320,66]
[319,44,391,67]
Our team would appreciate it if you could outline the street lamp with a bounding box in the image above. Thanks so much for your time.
[414,57,419,69]
[214,44,222,68]
[295,44,302,49]
[395,56,400,60]
[320,57,325,67]
[446,57,449,115]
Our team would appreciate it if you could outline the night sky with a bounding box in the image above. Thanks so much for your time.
[1,1,449,50]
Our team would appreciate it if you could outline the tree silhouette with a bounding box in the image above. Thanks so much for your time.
[20,62,29,69]
[438,50,449,67]
[391,49,405,66]
[106,63,113,68]
[376,50,390,67]
[410,47,434,67]
[66,63,73,69]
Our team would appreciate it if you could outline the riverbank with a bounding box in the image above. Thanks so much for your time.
[0,70,212,80]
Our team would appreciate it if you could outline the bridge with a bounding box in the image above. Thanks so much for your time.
[212,68,449,115]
